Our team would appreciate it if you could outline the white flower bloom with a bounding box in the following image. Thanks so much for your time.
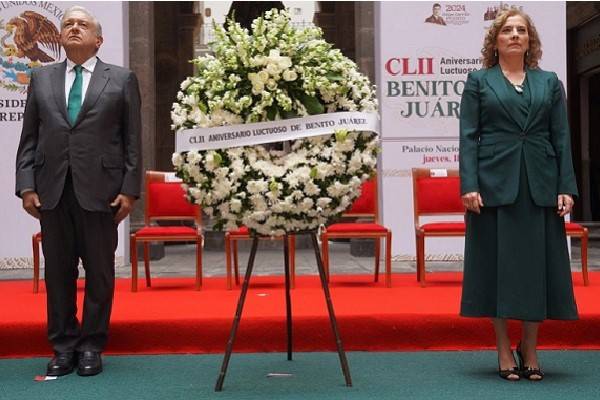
[317,197,333,208]
[225,220,240,231]
[327,181,349,198]
[247,180,269,194]
[303,180,321,196]
[315,163,334,179]
[172,153,184,167]
[266,63,280,76]
[348,151,363,173]
[183,94,197,107]
[257,70,270,83]
[189,106,209,127]
[250,195,268,212]
[252,82,264,95]
[186,151,202,165]
[282,70,297,83]
[266,78,278,91]
[171,109,187,127]
[188,187,202,200]
[180,77,193,90]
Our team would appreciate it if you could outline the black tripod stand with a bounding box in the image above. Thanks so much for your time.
[215,231,352,391]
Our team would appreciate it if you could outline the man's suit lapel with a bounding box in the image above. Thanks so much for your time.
[523,67,545,131]
[73,59,110,127]
[484,64,523,130]
[51,61,69,124]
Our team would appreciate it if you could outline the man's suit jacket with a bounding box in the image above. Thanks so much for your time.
[15,59,142,212]
[459,64,578,208]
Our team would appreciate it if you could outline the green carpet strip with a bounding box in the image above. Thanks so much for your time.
[1,351,599,400]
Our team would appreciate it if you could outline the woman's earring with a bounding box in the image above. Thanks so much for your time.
[494,49,498,58]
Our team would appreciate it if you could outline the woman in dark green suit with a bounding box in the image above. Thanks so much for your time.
[459,8,578,381]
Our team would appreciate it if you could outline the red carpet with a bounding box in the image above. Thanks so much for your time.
[1,272,599,358]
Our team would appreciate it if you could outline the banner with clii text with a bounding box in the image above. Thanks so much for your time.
[375,1,567,259]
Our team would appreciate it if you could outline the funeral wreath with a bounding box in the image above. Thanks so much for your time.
[171,9,379,236]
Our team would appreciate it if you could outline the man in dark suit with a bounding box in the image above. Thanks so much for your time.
[15,6,141,377]
[425,3,447,25]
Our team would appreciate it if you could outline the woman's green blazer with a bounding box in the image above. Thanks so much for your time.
[459,64,578,207]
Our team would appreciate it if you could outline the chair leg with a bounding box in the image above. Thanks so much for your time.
[374,237,381,282]
[416,234,426,287]
[233,240,240,285]
[415,233,421,282]
[130,234,138,292]
[322,234,330,282]
[225,234,233,290]
[195,235,203,290]
[143,242,151,288]
[385,231,392,288]
[582,230,589,287]
[289,235,296,289]
[32,234,40,294]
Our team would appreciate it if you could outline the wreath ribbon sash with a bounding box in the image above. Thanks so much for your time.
[175,111,380,152]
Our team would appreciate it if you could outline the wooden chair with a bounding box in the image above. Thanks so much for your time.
[565,223,590,286]
[412,168,465,287]
[320,177,393,287]
[32,232,42,293]
[129,171,203,291]
[412,168,591,287]
[225,227,296,290]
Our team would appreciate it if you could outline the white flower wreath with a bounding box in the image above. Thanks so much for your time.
[171,9,379,236]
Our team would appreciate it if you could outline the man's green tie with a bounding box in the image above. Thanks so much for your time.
[67,65,83,124]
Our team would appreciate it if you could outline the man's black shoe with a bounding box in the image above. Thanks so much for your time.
[77,351,103,376]
[46,352,76,376]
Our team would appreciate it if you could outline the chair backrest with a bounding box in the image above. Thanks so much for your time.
[342,177,379,223]
[144,171,202,226]
[411,168,464,227]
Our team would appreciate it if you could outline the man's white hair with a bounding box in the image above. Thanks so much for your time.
[61,6,103,37]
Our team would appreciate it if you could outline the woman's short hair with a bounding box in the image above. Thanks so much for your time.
[481,7,542,69]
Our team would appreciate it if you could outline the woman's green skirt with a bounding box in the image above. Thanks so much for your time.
[460,156,578,321]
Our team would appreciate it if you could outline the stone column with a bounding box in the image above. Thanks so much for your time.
[354,2,375,82]
[128,2,156,229]
[154,2,202,172]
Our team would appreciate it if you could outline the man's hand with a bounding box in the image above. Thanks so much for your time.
[22,191,41,219]
[557,194,574,217]
[461,192,484,214]
[110,194,136,224]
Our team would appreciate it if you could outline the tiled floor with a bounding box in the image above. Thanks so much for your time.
[1,239,596,281]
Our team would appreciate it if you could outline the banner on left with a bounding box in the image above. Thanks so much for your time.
[0,2,128,267]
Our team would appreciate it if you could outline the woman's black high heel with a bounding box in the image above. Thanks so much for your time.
[498,353,520,381]
[516,342,544,381]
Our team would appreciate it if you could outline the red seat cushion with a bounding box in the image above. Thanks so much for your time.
[416,176,463,213]
[347,179,376,214]
[228,226,249,236]
[565,222,584,233]
[326,223,388,233]
[420,222,465,233]
[134,226,199,237]
[148,182,197,218]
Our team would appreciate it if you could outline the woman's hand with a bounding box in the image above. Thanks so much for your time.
[461,192,484,214]
[557,194,574,217]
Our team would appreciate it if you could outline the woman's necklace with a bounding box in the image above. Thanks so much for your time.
[502,70,527,94]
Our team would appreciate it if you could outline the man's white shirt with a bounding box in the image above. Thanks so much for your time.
[65,56,97,107]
